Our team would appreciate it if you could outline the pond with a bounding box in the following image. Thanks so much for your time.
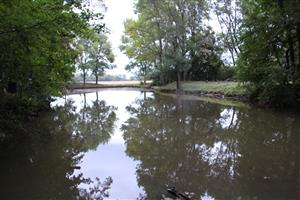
[0,89,299,200]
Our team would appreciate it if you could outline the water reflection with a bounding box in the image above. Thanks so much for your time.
[75,92,117,150]
[1,89,300,199]
[122,93,300,200]
[0,92,116,199]
[75,89,148,199]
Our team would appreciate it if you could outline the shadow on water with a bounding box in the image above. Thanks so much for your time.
[0,92,116,200]
[122,93,300,200]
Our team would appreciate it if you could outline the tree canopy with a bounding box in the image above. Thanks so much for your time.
[2,0,300,107]
[121,0,300,106]
[76,32,115,85]
[121,0,224,89]
[237,0,300,106]
[0,0,104,107]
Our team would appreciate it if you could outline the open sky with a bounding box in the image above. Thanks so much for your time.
[102,0,136,77]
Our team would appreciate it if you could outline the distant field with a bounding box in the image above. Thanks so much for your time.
[68,80,152,89]
[85,80,152,85]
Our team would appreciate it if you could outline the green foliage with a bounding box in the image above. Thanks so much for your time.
[237,0,300,106]
[121,0,224,88]
[76,32,115,85]
[76,37,93,85]
[120,17,156,83]
[217,66,236,81]
[187,29,224,81]
[0,0,104,107]
[89,33,116,84]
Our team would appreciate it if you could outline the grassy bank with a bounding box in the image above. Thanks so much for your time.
[156,91,250,108]
[154,81,249,100]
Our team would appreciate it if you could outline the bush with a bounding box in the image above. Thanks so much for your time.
[217,66,236,81]
[251,84,300,108]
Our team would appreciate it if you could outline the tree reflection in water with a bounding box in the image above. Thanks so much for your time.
[76,92,117,151]
[122,93,300,200]
[0,92,116,200]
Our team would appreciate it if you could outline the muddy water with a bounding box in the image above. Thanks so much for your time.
[0,89,299,200]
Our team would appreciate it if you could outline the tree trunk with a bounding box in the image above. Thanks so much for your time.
[288,29,296,83]
[183,71,187,82]
[159,37,164,85]
[143,64,147,85]
[156,18,164,85]
[297,22,300,78]
[229,48,236,66]
[0,68,3,94]
[215,11,236,66]
[96,72,98,85]
[83,69,86,86]
[176,69,182,92]
[95,66,99,85]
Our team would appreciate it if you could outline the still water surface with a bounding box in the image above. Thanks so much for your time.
[0,89,299,200]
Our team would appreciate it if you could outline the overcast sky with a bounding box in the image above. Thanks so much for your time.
[102,0,136,77]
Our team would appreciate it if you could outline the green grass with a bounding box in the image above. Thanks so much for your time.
[157,81,248,96]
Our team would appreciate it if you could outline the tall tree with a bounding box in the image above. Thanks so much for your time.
[77,38,93,86]
[89,33,115,85]
[121,17,156,84]
[121,0,223,89]
[212,0,242,66]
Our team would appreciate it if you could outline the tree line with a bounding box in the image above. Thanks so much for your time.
[1,0,299,108]
[0,0,114,108]
[121,0,300,106]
